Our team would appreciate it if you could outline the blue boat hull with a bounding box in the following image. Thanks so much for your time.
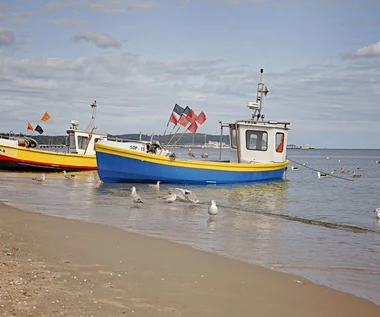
[96,150,287,185]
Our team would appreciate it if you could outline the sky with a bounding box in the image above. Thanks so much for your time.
[0,0,379,149]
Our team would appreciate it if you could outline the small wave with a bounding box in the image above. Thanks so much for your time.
[217,203,377,234]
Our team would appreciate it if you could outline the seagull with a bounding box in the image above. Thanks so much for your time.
[131,187,143,204]
[376,161,380,164]
[290,166,299,171]
[168,188,200,203]
[168,188,188,201]
[188,149,195,158]
[32,174,46,182]
[160,193,177,203]
[201,152,209,158]
[185,191,201,204]
[317,172,328,179]
[208,200,218,218]
[374,208,380,220]
[352,171,361,178]
[63,170,75,179]
[148,181,160,190]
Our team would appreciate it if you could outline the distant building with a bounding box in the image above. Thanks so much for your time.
[300,144,314,150]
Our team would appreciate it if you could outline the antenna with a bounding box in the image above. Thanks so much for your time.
[86,100,97,132]
[256,69,269,119]
[247,69,269,120]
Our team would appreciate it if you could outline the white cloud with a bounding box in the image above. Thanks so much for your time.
[354,42,380,58]
[48,19,86,26]
[74,31,121,49]
[0,52,379,148]
[0,26,15,46]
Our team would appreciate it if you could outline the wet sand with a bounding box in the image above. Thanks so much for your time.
[0,203,379,316]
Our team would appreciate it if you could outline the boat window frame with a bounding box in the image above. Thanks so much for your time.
[77,135,89,150]
[275,132,284,153]
[230,127,237,149]
[68,132,77,152]
[245,130,268,151]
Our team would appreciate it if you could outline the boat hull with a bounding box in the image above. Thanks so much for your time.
[95,143,288,184]
[0,141,97,172]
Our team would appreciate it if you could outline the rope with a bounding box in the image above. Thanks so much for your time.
[287,158,354,181]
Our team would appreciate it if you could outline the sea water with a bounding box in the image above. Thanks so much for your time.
[0,148,379,306]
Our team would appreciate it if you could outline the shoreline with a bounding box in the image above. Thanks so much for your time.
[1,202,379,316]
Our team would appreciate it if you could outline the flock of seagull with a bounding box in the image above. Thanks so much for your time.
[31,157,380,221]
[289,161,380,221]
[31,171,218,219]
[188,149,209,159]
[32,171,74,182]
[131,184,218,219]
[290,165,363,179]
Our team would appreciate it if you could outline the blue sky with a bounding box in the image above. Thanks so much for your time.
[0,0,379,148]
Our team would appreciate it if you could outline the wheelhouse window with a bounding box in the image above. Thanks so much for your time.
[77,135,89,150]
[276,132,284,153]
[246,130,267,151]
[68,133,76,152]
[230,128,237,149]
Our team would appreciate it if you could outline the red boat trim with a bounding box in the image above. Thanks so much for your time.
[0,153,96,170]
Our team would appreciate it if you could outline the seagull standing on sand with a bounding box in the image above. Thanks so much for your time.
[131,187,143,204]
[32,174,46,182]
[63,170,75,179]
[188,149,195,158]
[148,181,160,190]
[208,200,218,218]
[160,193,177,203]
[374,208,380,220]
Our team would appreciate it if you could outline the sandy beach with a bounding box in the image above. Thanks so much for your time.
[0,203,379,316]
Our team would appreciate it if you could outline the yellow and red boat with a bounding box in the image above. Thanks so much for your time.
[0,102,107,172]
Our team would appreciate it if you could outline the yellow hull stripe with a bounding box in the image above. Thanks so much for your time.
[95,143,288,172]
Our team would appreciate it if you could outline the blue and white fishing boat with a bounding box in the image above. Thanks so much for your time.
[95,69,290,184]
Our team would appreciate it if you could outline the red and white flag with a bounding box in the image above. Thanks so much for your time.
[188,122,198,133]
[186,109,198,123]
[195,111,206,125]
[178,114,189,127]
[169,112,178,125]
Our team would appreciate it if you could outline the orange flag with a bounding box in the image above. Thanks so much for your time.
[27,122,33,131]
[41,111,50,122]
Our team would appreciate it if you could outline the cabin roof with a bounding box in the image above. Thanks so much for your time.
[224,119,290,129]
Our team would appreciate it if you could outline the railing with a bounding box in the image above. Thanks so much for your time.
[39,144,67,149]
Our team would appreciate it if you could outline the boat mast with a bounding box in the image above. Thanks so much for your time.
[255,69,269,120]
[86,101,97,132]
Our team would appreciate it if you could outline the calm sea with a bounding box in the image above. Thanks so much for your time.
[1,148,379,306]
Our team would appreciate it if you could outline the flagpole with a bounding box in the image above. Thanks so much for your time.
[165,125,182,147]
[162,121,170,137]
[172,128,189,147]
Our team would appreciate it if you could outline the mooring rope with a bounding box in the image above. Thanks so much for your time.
[287,158,354,181]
